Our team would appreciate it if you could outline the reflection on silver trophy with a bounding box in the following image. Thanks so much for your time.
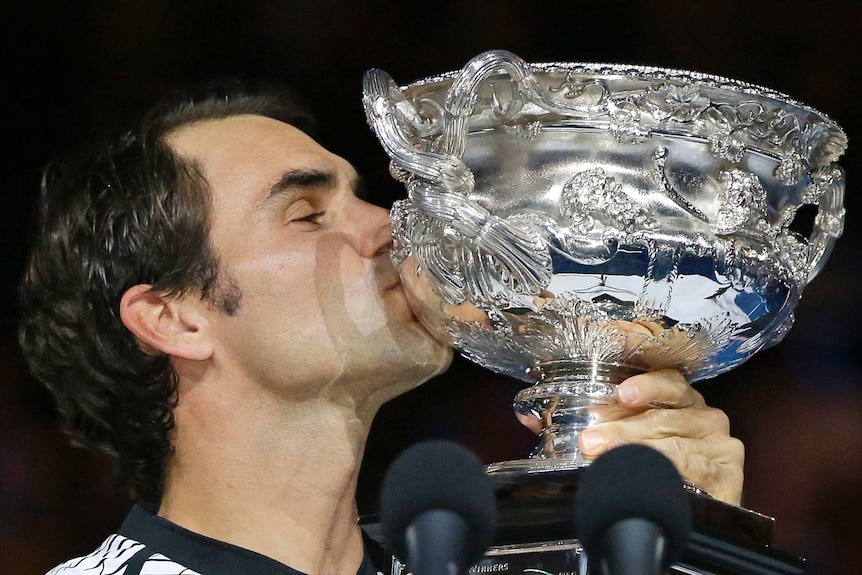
[363,50,846,477]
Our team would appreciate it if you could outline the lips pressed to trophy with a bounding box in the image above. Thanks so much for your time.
[360,50,846,574]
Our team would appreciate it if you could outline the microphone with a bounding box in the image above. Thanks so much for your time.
[380,440,497,575]
[575,444,692,575]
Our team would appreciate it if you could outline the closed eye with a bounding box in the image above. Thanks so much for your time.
[297,211,325,223]
[284,198,326,228]
[289,210,326,229]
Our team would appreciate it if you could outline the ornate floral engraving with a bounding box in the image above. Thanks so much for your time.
[540,67,848,182]
[628,313,735,376]
[560,169,658,234]
[714,169,768,235]
[448,294,738,383]
[647,83,711,122]
[708,132,746,163]
[776,231,811,286]
[548,73,609,106]
[608,101,651,144]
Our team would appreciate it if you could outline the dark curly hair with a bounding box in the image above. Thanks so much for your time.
[18,82,316,504]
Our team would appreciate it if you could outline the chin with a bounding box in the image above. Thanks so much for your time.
[387,335,454,396]
[380,282,455,378]
[410,334,455,383]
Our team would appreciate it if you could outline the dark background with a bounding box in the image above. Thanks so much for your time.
[2,2,860,574]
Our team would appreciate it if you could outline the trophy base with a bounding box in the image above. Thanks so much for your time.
[486,457,712,499]
[360,468,806,575]
[486,457,589,475]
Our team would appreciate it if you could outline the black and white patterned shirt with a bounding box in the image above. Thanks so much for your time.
[46,504,384,575]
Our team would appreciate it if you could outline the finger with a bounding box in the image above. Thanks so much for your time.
[638,436,745,505]
[616,369,705,409]
[580,405,731,453]
[580,432,742,475]
[515,410,542,434]
[638,433,744,467]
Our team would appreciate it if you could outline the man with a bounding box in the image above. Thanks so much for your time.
[19,84,743,575]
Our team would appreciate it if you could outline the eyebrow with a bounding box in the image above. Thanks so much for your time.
[262,168,368,203]
[264,169,335,203]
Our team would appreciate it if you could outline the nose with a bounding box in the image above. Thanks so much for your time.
[348,197,393,258]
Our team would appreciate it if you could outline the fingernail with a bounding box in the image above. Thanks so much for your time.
[618,384,639,404]
[581,430,604,451]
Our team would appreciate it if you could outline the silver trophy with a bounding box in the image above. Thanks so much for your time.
[363,50,846,476]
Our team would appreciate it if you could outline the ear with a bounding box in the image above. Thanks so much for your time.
[120,284,213,361]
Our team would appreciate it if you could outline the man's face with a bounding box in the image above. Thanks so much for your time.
[167,115,451,401]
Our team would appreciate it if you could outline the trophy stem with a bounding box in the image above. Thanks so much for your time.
[486,360,644,476]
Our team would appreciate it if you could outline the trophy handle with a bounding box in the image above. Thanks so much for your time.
[806,165,845,282]
[364,50,607,168]
[362,68,473,192]
[363,56,555,306]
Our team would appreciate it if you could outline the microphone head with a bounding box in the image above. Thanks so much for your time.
[575,444,692,567]
[380,440,497,567]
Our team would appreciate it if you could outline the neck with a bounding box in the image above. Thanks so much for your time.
[159,373,384,575]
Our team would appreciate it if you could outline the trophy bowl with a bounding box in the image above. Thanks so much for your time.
[363,50,846,477]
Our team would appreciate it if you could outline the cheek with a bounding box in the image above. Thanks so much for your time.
[223,250,346,383]
[228,241,334,344]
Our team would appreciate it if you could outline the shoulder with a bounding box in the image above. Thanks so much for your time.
[43,532,204,575]
[46,534,145,574]
[46,532,203,575]
[47,534,199,575]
